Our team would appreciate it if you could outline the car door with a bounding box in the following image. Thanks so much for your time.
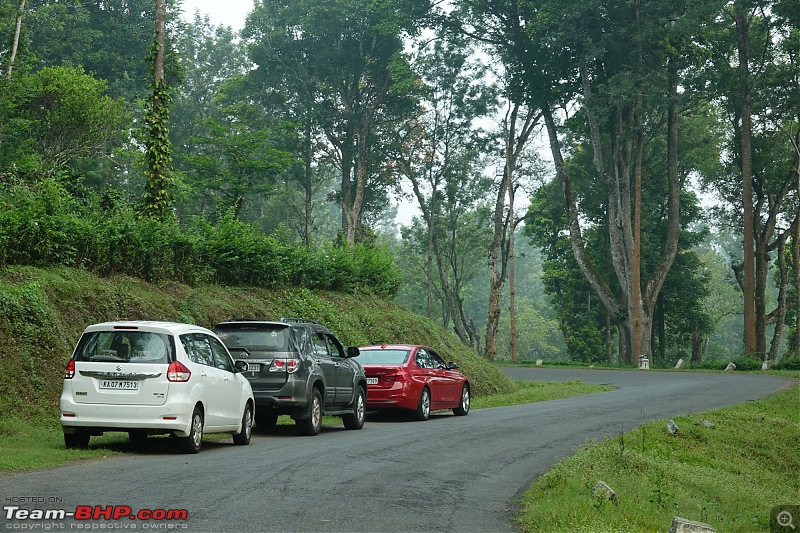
[180,334,232,428]
[207,334,245,426]
[311,331,337,405]
[414,348,442,402]
[326,333,354,406]
[427,348,461,406]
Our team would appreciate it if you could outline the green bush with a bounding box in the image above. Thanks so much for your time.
[728,356,764,371]
[774,357,800,371]
[0,180,401,296]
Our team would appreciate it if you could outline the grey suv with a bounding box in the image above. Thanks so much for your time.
[214,318,366,435]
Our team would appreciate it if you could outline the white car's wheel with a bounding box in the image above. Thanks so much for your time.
[179,406,203,454]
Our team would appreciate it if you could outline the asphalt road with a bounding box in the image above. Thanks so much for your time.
[1,368,795,533]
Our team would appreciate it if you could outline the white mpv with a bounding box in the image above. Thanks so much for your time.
[60,321,255,453]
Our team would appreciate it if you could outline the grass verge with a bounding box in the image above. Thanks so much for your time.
[516,383,800,533]
[0,380,609,475]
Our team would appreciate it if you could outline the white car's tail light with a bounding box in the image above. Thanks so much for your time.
[64,359,76,379]
[269,359,299,373]
[167,361,191,382]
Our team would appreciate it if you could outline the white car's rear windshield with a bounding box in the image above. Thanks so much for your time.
[74,331,174,364]
[358,349,410,365]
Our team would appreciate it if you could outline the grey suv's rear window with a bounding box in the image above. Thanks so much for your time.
[74,331,173,364]
[216,325,292,352]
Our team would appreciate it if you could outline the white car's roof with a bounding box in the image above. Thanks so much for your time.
[83,321,213,336]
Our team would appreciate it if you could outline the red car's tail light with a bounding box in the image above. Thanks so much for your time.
[384,371,407,383]
[64,359,76,379]
[270,359,300,374]
[167,361,191,382]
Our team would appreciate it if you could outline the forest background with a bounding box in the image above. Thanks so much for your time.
[0,0,797,368]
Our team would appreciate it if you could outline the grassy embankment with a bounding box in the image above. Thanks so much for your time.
[516,382,800,532]
[0,265,610,474]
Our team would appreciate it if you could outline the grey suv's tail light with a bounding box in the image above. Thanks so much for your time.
[269,359,299,373]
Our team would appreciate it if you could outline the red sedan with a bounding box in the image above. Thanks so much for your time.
[358,344,470,420]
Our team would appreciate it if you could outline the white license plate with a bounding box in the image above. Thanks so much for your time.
[247,363,260,372]
[366,378,378,385]
[99,380,138,390]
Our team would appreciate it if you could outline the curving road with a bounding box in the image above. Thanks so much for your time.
[0,369,795,533]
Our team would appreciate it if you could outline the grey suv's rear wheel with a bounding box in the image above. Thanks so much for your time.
[297,388,323,436]
[342,386,366,430]
[178,406,203,454]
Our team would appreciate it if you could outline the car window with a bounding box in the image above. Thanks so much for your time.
[208,336,235,372]
[180,334,214,367]
[215,326,290,352]
[415,349,432,369]
[428,349,447,369]
[290,326,309,354]
[74,331,172,364]
[357,349,410,365]
[326,334,344,358]
[311,332,330,357]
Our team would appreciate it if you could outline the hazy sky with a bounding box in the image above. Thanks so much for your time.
[181,0,253,31]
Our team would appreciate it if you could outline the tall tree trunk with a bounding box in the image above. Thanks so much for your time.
[789,227,800,357]
[632,121,643,362]
[641,59,682,362]
[5,0,26,81]
[542,104,619,315]
[605,310,613,364]
[485,102,537,360]
[768,231,789,362]
[736,6,757,358]
[341,78,389,244]
[793,213,800,358]
[426,219,434,319]
[142,0,174,220]
[408,173,470,346]
[303,122,313,246]
[631,0,644,363]
[509,183,518,362]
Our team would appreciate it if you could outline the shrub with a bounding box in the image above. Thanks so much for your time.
[774,357,800,371]
[0,181,401,295]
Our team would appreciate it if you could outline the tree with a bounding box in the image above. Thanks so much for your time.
[142,0,174,220]
[485,96,539,360]
[456,0,725,364]
[4,0,25,81]
[701,0,799,360]
[0,66,128,178]
[243,0,431,244]
[390,36,496,345]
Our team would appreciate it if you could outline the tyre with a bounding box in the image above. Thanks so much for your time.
[255,410,279,431]
[178,406,203,454]
[415,387,431,421]
[64,429,90,449]
[342,386,366,430]
[297,388,323,436]
[233,404,252,445]
[453,384,470,416]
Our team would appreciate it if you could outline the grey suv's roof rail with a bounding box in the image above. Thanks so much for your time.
[281,317,318,324]
[223,318,261,322]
